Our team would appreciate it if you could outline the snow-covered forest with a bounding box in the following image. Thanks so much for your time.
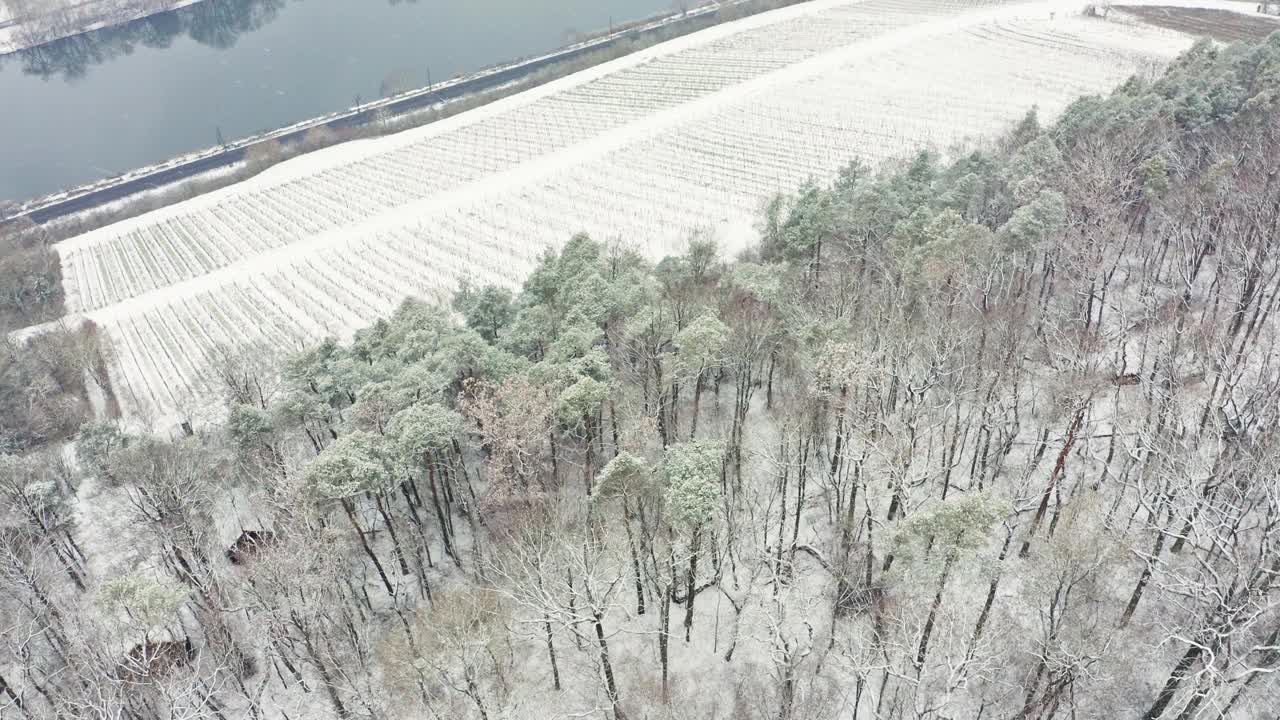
[39,0,1193,431]
[4,23,1280,720]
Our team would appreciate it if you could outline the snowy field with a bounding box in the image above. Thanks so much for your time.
[37,0,1212,431]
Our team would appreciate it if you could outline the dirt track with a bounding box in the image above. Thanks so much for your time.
[1117,5,1280,41]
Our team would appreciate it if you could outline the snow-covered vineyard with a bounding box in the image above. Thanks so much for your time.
[44,0,1203,430]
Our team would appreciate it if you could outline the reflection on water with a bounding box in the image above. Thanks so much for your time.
[0,0,670,202]
[2,0,287,80]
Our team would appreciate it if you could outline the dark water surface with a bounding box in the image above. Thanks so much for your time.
[1,0,671,203]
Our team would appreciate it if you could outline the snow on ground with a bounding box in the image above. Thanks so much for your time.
[24,0,1209,432]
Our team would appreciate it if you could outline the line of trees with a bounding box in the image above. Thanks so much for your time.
[3,32,1280,720]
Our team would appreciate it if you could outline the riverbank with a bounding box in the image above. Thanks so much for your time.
[0,0,208,55]
[1,0,807,238]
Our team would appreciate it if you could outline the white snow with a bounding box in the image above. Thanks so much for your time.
[17,0,1223,430]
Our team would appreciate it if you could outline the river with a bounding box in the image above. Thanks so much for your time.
[0,0,673,204]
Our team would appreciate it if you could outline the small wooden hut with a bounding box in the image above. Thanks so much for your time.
[214,487,277,565]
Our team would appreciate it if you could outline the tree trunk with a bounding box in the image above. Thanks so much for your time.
[549,430,560,485]
[880,488,902,573]
[915,551,955,672]
[683,527,701,642]
[341,499,396,597]
[567,569,583,651]
[297,615,351,720]
[656,358,670,448]
[594,615,627,720]
[603,394,618,452]
[967,528,1012,662]
[544,614,561,691]
[660,581,673,701]
[1121,523,1167,626]
[584,417,596,496]
[465,677,491,720]
[829,386,848,487]
[690,371,704,439]
[375,493,411,575]
[670,378,681,440]
[1142,642,1204,720]
[790,438,809,562]
[0,675,29,719]
[426,462,459,566]
[766,349,777,410]
[623,502,646,616]
[1020,408,1085,558]
[778,645,798,720]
